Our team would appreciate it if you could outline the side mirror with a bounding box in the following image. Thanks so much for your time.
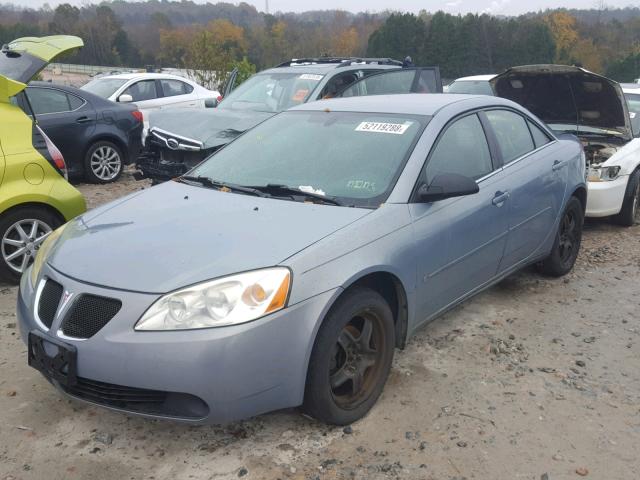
[118,94,133,103]
[204,98,218,108]
[417,173,479,203]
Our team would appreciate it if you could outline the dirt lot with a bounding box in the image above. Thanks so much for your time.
[1,169,638,480]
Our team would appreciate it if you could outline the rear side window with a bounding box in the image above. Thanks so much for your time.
[485,110,535,164]
[26,87,72,114]
[528,120,552,148]
[425,113,493,182]
[160,79,190,97]
[125,80,158,101]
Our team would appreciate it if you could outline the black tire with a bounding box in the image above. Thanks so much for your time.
[0,207,61,284]
[303,287,395,425]
[613,169,640,227]
[539,196,584,277]
[84,141,124,184]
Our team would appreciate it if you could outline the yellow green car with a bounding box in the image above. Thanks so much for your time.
[0,35,86,283]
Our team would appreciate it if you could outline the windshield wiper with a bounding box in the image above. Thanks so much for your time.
[179,176,268,197]
[248,184,343,206]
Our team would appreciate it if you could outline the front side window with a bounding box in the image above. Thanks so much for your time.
[485,110,535,164]
[341,70,414,97]
[191,111,429,208]
[320,71,361,99]
[218,73,324,113]
[626,93,640,137]
[424,114,493,182]
[26,87,72,114]
[124,80,158,102]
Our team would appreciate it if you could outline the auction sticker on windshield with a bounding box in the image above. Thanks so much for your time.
[299,74,323,81]
[355,121,412,135]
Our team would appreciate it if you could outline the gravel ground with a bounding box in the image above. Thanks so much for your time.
[1,169,638,480]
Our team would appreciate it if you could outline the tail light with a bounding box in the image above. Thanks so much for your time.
[217,95,223,103]
[36,125,68,180]
[131,110,143,123]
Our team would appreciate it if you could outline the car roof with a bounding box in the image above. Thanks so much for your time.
[621,83,640,94]
[290,93,510,116]
[260,64,400,76]
[453,74,496,82]
[93,72,191,81]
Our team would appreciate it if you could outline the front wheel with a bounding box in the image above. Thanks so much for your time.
[613,169,640,227]
[84,141,123,184]
[539,196,584,277]
[0,207,60,284]
[303,287,395,425]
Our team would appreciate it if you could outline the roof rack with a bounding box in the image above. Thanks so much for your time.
[275,57,404,68]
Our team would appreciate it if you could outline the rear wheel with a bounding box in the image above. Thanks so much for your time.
[303,287,395,425]
[539,196,583,277]
[613,169,640,227]
[84,141,123,184]
[0,207,60,284]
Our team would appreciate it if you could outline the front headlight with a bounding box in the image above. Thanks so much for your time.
[587,165,621,182]
[135,267,291,331]
[30,224,65,286]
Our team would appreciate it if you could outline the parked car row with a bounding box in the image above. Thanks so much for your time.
[1,36,634,428]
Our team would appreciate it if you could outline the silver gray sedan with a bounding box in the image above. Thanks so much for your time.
[18,94,586,425]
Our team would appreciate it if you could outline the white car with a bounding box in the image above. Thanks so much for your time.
[445,74,495,95]
[81,73,220,115]
[449,69,640,225]
[583,83,640,225]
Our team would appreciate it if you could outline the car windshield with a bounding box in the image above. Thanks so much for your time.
[81,78,127,98]
[218,72,324,113]
[190,110,428,208]
[448,80,494,95]
[626,93,640,137]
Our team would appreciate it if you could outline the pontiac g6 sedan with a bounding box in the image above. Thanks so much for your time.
[18,94,586,425]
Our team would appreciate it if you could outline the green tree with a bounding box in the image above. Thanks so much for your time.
[367,13,425,62]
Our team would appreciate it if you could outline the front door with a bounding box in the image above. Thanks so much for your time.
[410,112,510,321]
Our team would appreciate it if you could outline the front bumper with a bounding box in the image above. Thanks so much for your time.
[18,265,337,424]
[585,175,628,217]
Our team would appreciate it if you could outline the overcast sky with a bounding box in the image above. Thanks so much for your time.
[14,0,640,15]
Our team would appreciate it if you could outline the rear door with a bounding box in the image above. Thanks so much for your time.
[337,67,443,98]
[25,86,96,167]
[482,108,568,270]
[157,78,200,109]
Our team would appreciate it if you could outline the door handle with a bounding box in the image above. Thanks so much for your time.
[76,116,91,124]
[552,160,567,171]
[492,191,510,207]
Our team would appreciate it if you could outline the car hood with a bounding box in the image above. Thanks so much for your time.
[491,65,632,140]
[47,181,371,293]
[0,35,83,101]
[148,108,275,150]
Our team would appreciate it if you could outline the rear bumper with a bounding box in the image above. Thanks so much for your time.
[585,176,628,217]
[18,265,338,424]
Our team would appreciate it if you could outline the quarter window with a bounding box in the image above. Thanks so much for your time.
[484,110,535,164]
[425,114,493,182]
[124,80,158,101]
[528,120,552,148]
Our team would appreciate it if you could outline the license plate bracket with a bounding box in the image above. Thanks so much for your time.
[28,330,77,387]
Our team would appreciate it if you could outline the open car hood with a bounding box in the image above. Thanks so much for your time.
[491,65,632,140]
[0,35,83,101]
[148,108,275,150]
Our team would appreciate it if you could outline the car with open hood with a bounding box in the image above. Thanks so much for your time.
[136,57,441,183]
[0,35,86,283]
[369,65,639,226]
[18,93,585,425]
[490,65,639,226]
